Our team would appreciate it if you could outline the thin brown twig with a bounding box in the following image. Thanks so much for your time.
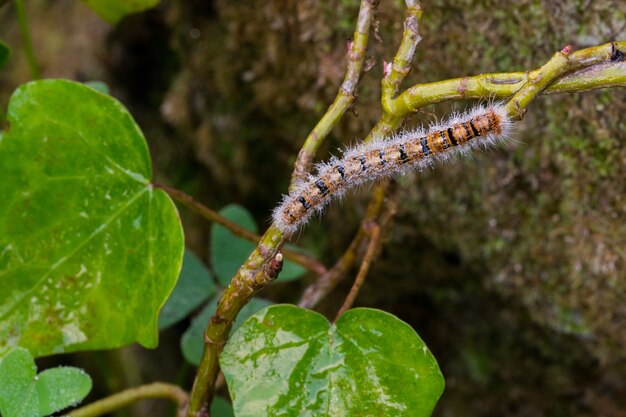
[298,180,395,309]
[68,383,188,417]
[290,0,378,185]
[335,222,381,320]
[154,182,327,276]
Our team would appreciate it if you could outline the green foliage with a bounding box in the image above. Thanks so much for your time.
[0,40,9,70]
[81,0,160,24]
[211,396,235,417]
[83,80,110,95]
[159,250,217,330]
[181,296,273,366]
[211,204,305,284]
[0,80,184,356]
[0,347,92,417]
[221,305,444,417]
[211,205,257,286]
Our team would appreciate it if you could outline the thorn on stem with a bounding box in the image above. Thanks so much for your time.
[383,60,392,77]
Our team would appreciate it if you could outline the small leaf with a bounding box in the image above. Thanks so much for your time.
[181,296,273,366]
[211,396,234,417]
[0,347,92,417]
[220,305,445,417]
[211,204,257,286]
[159,250,217,330]
[81,0,160,24]
[0,40,10,69]
[0,80,184,356]
[211,204,306,285]
[83,80,110,95]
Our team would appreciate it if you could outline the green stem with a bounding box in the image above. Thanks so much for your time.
[14,0,40,79]
[290,0,377,186]
[67,383,188,417]
[381,1,422,112]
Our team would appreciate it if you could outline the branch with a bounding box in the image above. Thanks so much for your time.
[155,183,327,276]
[394,41,626,119]
[68,383,188,417]
[503,43,624,119]
[381,0,422,111]
[290,0,378,185]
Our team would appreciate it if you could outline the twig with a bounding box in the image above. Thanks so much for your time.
[394,41,626,124]
[381,1,422,111]
[503,43,620,120]
[14,0,40,79]
[154,183,327,276]
[291,0,378,185]
[67,383,188,417]
[298,180,390,308]
[335,222,381,320]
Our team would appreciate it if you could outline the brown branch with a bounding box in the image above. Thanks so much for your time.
[68,383,188,417]
[154,182,327,276]
[335,221,381,320]
[290,0,378,185]
[298,179,399,310]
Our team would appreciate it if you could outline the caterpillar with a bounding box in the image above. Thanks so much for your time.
[273,104,513,235]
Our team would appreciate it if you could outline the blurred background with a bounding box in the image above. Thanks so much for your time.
[1,0,625,416]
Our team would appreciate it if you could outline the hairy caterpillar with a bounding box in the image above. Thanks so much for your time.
[273,104,513,235]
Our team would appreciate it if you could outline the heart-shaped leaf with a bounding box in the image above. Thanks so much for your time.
[211,204,305,285]
[220,305,444,417]
[159,249,217,330]
[0,80,184,356]
[0,347,92,417]
[81,0,160,24]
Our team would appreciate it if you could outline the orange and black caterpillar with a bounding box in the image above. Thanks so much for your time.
[273,104,512,235]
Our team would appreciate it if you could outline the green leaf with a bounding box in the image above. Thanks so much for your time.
[211,204,257,286]
[83,80,110,95]
[0,80,184,356]
[211,396,234,417]
[0,347,92,417]
[181,296,273,366]
[211,204,306,285]
[159,250,217,330]
[279,244,307,282]
[0,40,10,70]
[81,0,160,24]
[220,305,445,417]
